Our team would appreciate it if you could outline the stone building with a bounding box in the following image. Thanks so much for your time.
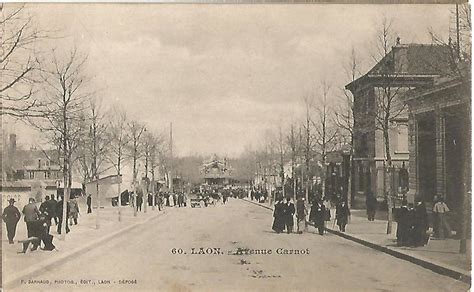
[1,133,63,209]
[345,43,452,208]
[405,70,470,230]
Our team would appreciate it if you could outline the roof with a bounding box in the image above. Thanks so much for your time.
[346,44,453,91]
[6,148,61,171]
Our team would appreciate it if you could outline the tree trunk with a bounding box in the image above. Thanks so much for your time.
[117,156,122,222]
[384,126,393,235]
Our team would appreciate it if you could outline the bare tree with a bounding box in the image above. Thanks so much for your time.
[312,82,339,201]
[128,119,145,216]
[286,122,300,201]
[334,47,363,206]
[372,17,407,234]
[76,97,111,183]
[142,130,164,212]
[301,96,316,202]
[276,125,286,200]
[37,48,89,239]
[1,4,48,117]
[107,106,129,220]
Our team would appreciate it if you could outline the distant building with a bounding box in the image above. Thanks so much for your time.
[200,154,232,185]
[1,133,62,209]
[346,43,452,208]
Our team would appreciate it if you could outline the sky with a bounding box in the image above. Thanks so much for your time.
[5,4,453,158]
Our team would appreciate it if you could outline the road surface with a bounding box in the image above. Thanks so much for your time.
[11,199,469,291]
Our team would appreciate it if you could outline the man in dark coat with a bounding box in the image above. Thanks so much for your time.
[366,191,377,221]
[336,200,351,232]
[310,199,326,235]
[50,194,59,225]
[56,197,70,235]
[40,195,55,233]
[272,199,285,233]
[283,197,295,234]
[3,198,21,244]
[396,200,409,246]
[413,201,428,246]
[87,194,92,213]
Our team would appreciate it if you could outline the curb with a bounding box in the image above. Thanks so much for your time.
[241,198,471,284]
[4,210,166,289]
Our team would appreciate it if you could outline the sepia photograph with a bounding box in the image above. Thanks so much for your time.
[0,2,471,291]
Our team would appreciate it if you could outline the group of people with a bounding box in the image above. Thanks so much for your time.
[163,192,187,207]
[250,189,267,203]
[309,198,350,235]
[2,194,91,252]
[272,196,351,236]
[272,197,297,234]
[396,197,453,247]
[396,200,429,247]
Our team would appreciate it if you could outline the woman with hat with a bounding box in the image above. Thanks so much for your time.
[3,198,21,244]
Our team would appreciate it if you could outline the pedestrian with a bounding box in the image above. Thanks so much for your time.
[22,198,41,238]
[310,199,326,235]
[396,200,409,246]
[69,197,80,225]
[137,193,143,212]
[296,197,307,234]
[283,197,295,234]
[413,201,428,246]
[50,194,59,225]
[39,195,53,233]
[87,194,92,214]
[272,198,285,233]
[336,200,351,232]
[166,193,170,207]
[148,193,154,207]
[56,196,70,235]
[3,198,21,244]
[432,197,452,239]
[323,197,331,232]
[366,191,377,221]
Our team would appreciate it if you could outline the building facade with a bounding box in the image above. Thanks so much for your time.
[346,43,452,208]
[1,134,62,209]
[405,72,471,231]
[201,154,232,185]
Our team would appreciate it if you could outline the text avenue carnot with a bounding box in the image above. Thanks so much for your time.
[171,247,310,255]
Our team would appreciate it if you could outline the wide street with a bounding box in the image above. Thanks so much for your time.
[10,198,468,292]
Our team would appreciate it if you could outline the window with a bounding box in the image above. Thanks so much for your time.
[45,171,51,179]
[29,171,35,179]
[396,124,409,153]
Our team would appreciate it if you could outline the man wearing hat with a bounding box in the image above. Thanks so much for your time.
[3,198,21,244]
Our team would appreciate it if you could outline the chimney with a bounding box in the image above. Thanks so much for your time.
[9,134,16,153]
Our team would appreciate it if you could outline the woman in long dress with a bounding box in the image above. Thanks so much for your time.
[272,199,285,233]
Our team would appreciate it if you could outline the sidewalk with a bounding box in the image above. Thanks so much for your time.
[242,198,471,283]
[3,201,169,288]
